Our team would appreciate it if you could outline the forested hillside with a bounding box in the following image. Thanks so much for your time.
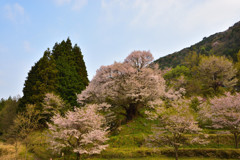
[155,21,240,68]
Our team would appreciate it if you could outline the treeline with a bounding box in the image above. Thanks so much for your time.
[0,96,19,136]
[163,50,240,97]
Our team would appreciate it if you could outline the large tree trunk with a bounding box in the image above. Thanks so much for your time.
[234,133,239,149]
[126,103,142,121]
[76,152,80,160]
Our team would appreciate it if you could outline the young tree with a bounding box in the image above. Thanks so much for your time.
[78,51,166,123]
[198,55,237,94]
[8,104,41,160]
[41,93,68,124]
[199,92,240,148]
[148,100,206,160]
[48,104,108,160]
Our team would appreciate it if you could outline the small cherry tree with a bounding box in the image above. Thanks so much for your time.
[199,92,240,148]
[147,99,207,160]
[42,93,68,123]
[48,104,108,160]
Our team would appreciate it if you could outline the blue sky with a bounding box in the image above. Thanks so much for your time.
[0,0,240,99]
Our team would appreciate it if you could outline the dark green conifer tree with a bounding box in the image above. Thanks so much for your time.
[19,49,58,111]
[52,38,88,106]
[19,38,88,111]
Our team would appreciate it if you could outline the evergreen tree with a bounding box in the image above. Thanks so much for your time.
[19,49,57,111]
[19,38,88,111]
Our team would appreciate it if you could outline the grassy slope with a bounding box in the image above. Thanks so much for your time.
[1,117,240,159]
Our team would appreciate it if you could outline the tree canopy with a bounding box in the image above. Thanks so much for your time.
[19,38,88,111]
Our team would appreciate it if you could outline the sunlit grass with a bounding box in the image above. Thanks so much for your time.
[88,156,238,160]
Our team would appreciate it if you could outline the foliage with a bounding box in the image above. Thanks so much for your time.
[189,97,200,112]
[163,65,190,90]
[19,49,58,111]
[52,38,89,107]
[78,50,166,127]
[48,104,109,160]
[41,93,68,124]
[7,104,41,160]
[198,55,237,95]
[199,92,240,148]
[19,38,88,111]
[235,50,240,90]
[0,96,20,136]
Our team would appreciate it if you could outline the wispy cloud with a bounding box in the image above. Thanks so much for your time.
[23,41,32,53]
[53,0,71,6]
[100,0,240,31]
[72,0,88,11]
[3,3,28,23]
[53,0,88,11]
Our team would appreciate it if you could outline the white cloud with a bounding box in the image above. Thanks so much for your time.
[53,0,71,6]
[53,0,87,11]
[180,0,240,32]
[100,0,189,28]
[4,3,28,23]
[72,0,88,11]
[100,0,240,31]
[23,41,32,53]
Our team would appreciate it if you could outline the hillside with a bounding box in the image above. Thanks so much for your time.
[155,21,240,68]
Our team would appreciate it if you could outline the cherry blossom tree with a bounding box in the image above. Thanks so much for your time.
[124,50,154,70]
[48,104,108,160]
[42,93,68,123]
[77,51,166,124]
[199,92,240,148]
[147,99,207,160]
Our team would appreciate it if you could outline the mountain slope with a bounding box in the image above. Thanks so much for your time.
[155,21,240,68]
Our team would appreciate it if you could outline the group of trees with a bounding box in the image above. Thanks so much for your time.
[159,50,240,159]
[2,36,240,160]
[164,52,238,97]
[0,96,19,135]
[0,38,92,160]
[19,38,88,111]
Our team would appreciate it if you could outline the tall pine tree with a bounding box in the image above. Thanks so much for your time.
[19,38,88,111]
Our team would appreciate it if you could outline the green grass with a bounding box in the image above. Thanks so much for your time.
[88,156,238,160]
[1,117,240,160]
